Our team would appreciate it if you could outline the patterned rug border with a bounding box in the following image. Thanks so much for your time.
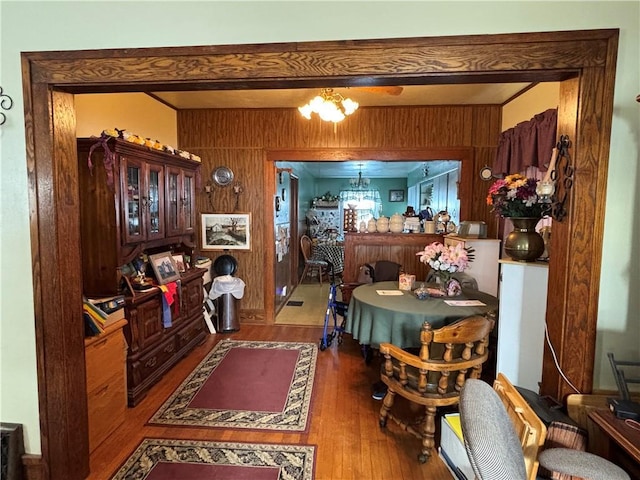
[148,339,318,431]
[111,438,316,480]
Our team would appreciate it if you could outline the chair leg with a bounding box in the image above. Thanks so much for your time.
[301,264,310,283]
[418,406,437,464]
[378,389,395,428]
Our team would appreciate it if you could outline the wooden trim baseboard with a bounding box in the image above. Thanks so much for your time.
[22,454,43,480]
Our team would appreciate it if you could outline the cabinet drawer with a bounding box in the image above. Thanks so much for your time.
[85,330,126,393]
[130,337,176,386]
[176,316,205,351]
[87,371,126,452]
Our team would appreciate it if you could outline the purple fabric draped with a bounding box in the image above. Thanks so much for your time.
[494,108,557,174]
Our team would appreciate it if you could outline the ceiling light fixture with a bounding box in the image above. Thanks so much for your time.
[298,88,359,123]
[349,163,370,189]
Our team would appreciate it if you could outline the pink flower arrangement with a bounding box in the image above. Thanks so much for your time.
[416,242,470,277]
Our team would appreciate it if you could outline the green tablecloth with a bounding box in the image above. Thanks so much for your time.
[345,281,498,348]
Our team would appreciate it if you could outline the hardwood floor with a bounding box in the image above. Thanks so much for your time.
[88,325,456,479]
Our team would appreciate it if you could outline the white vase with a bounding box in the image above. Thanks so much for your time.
[389,213,404,233]
[376,216,389,233]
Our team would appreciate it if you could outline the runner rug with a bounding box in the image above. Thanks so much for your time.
[148,339,318,431]
[112,438,316,480]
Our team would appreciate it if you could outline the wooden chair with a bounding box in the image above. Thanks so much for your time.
[339,260,402,304]
[300,235,329,284]
[378,313,495,463]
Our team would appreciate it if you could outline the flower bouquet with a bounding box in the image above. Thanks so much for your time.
[486,173,546,218]
[487,173,547,261]
[416,242,471,296]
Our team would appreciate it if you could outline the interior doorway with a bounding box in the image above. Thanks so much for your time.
[22,30,617,479]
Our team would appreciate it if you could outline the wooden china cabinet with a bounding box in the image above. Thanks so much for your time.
[77,137,206,406]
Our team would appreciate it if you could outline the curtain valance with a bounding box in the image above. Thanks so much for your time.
[494,108,557,175]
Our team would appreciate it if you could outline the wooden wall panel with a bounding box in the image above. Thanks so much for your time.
[179,104,501,323]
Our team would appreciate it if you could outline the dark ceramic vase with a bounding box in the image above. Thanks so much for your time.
[504,217,545,262]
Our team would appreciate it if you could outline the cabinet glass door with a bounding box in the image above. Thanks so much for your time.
[183,171,195,233]
[166,167,181,237]
[123,158,143,243]
[147,163,165,240]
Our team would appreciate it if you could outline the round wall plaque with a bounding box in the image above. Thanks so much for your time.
[212,166,234,186]
[479,165,493,181]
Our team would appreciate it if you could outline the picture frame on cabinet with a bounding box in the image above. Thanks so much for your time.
[117,267,136,296]
[172,254,187,273]
[149,252,181,285]
[201,213,251,251]
[389,189,405,202]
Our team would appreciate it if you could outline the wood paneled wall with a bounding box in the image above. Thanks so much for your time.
[178,105,501,322]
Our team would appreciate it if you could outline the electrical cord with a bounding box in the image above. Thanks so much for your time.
[544,322,582,394]
[624,418,640,431]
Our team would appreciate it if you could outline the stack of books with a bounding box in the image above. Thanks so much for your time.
[83,295,126,336]
[439,413,474,480]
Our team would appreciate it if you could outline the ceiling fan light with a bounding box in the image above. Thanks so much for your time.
[299,88,357,123]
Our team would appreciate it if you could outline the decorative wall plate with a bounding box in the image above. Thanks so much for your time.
[479,165,493,181]
[212,166,234,186]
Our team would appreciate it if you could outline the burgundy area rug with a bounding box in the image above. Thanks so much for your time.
[148,339,318,431]
[111,438,315,480]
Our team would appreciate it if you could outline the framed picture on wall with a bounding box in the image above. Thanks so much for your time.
[389,189,405,202]
[201,213,251,251]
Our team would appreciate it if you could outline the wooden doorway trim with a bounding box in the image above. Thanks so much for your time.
[21,29,618,479]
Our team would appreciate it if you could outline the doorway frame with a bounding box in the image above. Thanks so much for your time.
[21,29,618,479]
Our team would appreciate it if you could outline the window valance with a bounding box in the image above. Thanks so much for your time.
[494,108,557,175]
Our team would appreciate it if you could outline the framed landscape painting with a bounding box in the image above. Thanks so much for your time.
[201,213,251,251]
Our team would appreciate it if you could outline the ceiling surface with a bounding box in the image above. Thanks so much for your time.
[152,83,530,178]
[152,83,531,110]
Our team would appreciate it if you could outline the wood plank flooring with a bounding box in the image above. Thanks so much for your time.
[88,324,456,480]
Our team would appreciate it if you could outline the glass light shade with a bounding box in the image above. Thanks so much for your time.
[342,98,359,115]
[298,104,313,119]
[299,89,359,123]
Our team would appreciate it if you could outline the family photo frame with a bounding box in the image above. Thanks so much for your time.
[149,251,181,285]
[201,213,251,251]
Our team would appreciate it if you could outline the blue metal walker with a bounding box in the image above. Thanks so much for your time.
[319,261,348,350]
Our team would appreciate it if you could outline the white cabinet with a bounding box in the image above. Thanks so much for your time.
[444,236,501,296]
[496,260,549,392]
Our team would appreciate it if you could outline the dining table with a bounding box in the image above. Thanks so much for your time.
[345,281,499,349]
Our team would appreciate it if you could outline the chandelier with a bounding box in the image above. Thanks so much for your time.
[349,163,370,189]
[298,88,359,123]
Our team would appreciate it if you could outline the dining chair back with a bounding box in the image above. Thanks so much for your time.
[378,313,495,463]
[341,260,402,304]
[300,235,329,284]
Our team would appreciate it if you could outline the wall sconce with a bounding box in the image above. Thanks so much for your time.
[233,182,244,212]
[537,135,574,222]
[204,181,214,211]
[0,86,14,126]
